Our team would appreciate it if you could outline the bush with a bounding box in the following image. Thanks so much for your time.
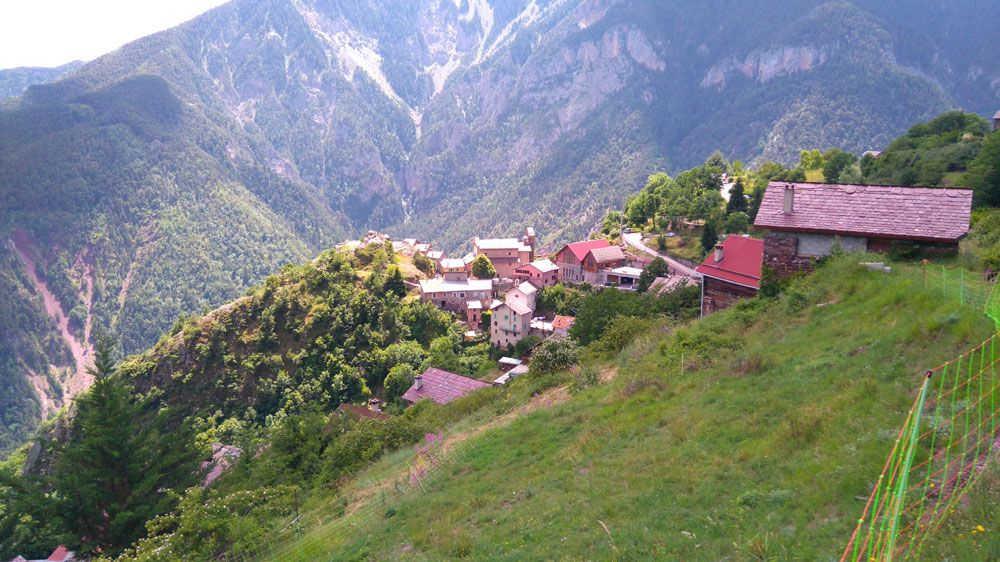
[384,364,417,402]
[571,365,600,393]
[530,338,579,374]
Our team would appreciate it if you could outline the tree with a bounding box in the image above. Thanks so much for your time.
[637,257,670,292]
[384,266,406,297]
[426,336,462,373]
[471,255,496,279]
[52,340,198,555]
[700,221,719,255]
[384,364,417,402]
[822,149,857,183]
[413,253,434,276]
[530,338,579,375]
[724,211,750,234]
[966,131,1000,207]
[725,178,748,214]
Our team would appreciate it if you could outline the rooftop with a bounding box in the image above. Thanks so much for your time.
[610,266,643,277]
[522,258,559,273]
[588,245,626,264]
[515,281,538,295]
[754,181,972,242]
[402,367,491,405]
[559,239,611,262]
[475,237,531,252]
[502,298,533,316]
[439,258,467,270]
[552,315,576,330]
[696,236,764,289]
[419,277,493,294]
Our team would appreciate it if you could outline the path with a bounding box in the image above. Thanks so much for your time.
[622,231,701,279]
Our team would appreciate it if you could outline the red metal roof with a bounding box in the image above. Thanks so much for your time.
[47,546,72,562]
[696,236,764,289]
[559,239,611,262]
[754,181,972,242]
[402,368,491,405]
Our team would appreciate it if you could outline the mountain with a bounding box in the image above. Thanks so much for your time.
[2,0,999,451]
[0,61,84,100]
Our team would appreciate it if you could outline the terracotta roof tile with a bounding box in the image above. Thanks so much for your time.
[754,182,972,242]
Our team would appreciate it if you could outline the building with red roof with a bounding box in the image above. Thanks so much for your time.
[553,239,611,283]
[514,258,559,288]
[754,181,972,276]
[696,235,764,316]
[402,368,492,405]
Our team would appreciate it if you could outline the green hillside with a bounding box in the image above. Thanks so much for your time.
[110,256,996,561]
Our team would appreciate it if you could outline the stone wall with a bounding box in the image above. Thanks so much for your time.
[763,232,815,277]
[702,276,758,315]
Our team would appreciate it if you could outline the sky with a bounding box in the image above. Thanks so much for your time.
[0,0,230,69]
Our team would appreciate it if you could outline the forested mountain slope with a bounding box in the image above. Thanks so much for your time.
[0,61,84,100]
[2,0,999,451]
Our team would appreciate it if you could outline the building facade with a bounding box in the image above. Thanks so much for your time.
[696,236,764,316]
[553,239,612,284]
[754,182,972,277]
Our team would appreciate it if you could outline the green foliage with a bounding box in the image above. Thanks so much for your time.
[822,148,858,183]
[862,111,989,187]
[725,178,748,214]
[700,221,719,255]
[637,257,669,293]
[470,254,496,279]
[570,286,699,345]
[383,266,406,298]
[46,341,199,555]
[537,284,587,316]
[384,364,416,402]
[965,130,1000,207]
[412,253,434,276]
[723,211,750,234]
[529,338,579,375]
[623,159,725,229]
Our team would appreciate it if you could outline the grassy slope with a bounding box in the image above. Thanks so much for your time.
[258,256,998,560]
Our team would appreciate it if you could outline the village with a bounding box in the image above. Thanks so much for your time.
[338,179,973,410]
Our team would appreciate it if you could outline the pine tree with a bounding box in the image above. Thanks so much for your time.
[384,265,407,297]
[725,179,747,214]
[700,222,719,255]
[53,340,198,555]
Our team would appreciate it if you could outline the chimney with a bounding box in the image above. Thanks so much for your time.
[783,183,795,214]
[413,375,423,390]
[714,242,724,263]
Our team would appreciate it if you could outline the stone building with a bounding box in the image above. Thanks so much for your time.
[695,235,763,315]
[753,181,972,277]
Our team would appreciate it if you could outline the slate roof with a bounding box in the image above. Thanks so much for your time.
[559,239,611,262]
[587,245,626,263]
[696,236,764,289]
[402,368,491,405]
[754,182,972,242]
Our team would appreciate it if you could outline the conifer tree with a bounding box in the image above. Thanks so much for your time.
[725,178,747,214]
[384,265,407,297]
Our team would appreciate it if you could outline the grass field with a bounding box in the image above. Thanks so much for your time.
[254,256,999,560]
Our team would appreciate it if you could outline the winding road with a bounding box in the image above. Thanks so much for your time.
[622,231,701,279]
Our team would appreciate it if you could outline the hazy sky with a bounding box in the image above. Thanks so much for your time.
[0,0,230,69]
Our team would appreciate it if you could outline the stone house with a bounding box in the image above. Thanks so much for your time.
[753,181,972,277]
[514,258,559,288]
[695,235,763,315]
[473,227,536,278]
[490,281,538,348]
[419,268,493,327]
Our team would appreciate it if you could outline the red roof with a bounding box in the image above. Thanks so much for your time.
[552,315,575,330]
[696,236,764,289]
[47,546,72,562]
[754,182,972,242]
[402,368,491,405]
[558,239,611,262]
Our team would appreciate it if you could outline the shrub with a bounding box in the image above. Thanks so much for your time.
[530,338,579,374]
[571,365,600,393]
[384,364,417,402]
